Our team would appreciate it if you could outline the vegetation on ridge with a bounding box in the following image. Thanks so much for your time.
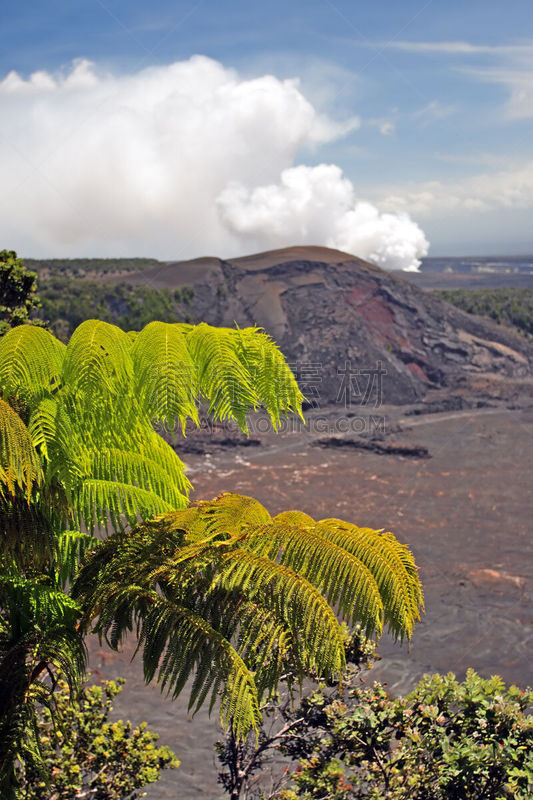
[36,278,195,341]
[435,287,533,336]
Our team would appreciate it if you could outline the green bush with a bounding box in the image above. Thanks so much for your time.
[0,250,44,336]
[280,669,533,800]
[17,676,179,799]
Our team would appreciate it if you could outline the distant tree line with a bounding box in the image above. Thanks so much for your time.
[435,287,533,336]
[22,257,196,340]
[26,257,161,278]
[35,279,194,341]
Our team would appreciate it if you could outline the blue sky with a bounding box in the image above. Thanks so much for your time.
[1,0,532,262]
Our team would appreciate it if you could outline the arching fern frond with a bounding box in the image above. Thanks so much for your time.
[186,324,260,430]
[73,479,182,534]
[1,321,310,541]
[0,574,81,631]
[54,531,100,590]
[0,399,42,500]
[0,494,54,564]
[317,518,424,640]
[215,549,346,677]
[88,448,190,508]
[191,491,272,539]
[61,319,133,401]
[0,326,65,406]
[140,595,261,737]
[235,327,305,428]
[159,493,422,642]
[74,493,422,740]
[273,510,315,525]
[131,321,199,431]
[239,522,384,637]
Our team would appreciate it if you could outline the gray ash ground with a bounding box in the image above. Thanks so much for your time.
[87,402,533,799]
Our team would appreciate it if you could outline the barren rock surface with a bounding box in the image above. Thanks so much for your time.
[87,249,533,797]
[88,403,533,800]
[118,246,533,405]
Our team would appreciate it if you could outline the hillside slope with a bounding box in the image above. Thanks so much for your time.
[101,246,532,405]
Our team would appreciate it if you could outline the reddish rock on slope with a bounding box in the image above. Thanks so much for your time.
[117,246,533,405]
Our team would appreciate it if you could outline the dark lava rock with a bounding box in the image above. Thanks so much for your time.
[179,437,261,455]
[311,436,431,459]
[113,246,533,405]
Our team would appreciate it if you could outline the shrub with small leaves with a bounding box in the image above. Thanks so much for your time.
[278,669,533,800]
[17,676,179,800]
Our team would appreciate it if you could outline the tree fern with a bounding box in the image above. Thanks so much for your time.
[0,317,423,790]
[0,326,64,404]
[73,493,423,736]
[61,319,133,401]
[235,327,304,429]
[54,531,100,589]
[316,519,423,640]
[0,319,305,540]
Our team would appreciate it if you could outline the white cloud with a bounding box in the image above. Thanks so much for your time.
[386,40,533,57]
[378,121,395,135]
[218,164,428,271]
[0,57,427,270]
[374,160,533,218]
[411,100,457,124]
[462,66,533,120]
[386,39,533,121]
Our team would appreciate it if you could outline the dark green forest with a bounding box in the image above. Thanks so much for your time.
[25,258,194,340]
[37,278,195,340]
[435,287,533,336]
[25,257,161,277]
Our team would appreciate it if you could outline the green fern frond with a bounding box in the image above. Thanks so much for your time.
[235,327,305,427]
[273,510,315,525]
[0,398,42,500]
[89,447,190,508]
[131,321,199,431]
[0,326,65,405]
[165,494,422,641]
[73,491,422,740]
[0,575,81,630]
[61,320,133,400]
[136,428,191,489]
[73,479,183,534]
[186,324,261,431]
[216,549,346,677]
[241,522,384,637]
[317,518,424,640]
[0,494,55,563]
[54,531,100,589]
[27,397,62,463]
[191,492,272,538]
[140,595,261,736]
